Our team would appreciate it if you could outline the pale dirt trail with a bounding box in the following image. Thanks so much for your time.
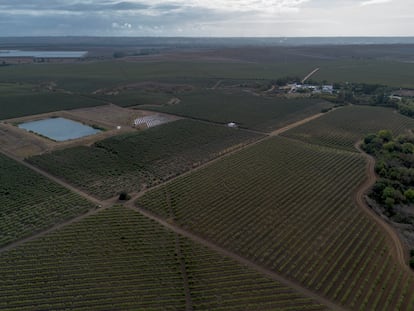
[301,68,320,84]
[0,149,105,207]
[212,80,222,90]
[269,112,325,136]
[354,142,410,271]
[0,149,115,254]
[129,109,334,203]
[127,205,347,311]
[0,111,347,308]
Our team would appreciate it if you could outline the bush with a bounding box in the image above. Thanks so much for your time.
[378,130,393,142]
[118,191,131,201]
[405,189,414,203]
[410,258,414,269]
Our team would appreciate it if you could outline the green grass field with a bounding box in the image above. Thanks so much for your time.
[3,50,414,310]
[28,119,262,199]
[0,83,105,120]
[137,136,414,311]
[0,205,326,311]
[0,60,313,93]
[315,60,414,89]
[141,90,332,132]
[0,153,95,247]
[95,90,172,107]
[283,106,414,152]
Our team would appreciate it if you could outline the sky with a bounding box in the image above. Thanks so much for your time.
[0,0,412,37]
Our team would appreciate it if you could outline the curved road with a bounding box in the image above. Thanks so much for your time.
[354,141,409,271]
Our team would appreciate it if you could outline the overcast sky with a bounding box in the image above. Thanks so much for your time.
[0,0,412,37]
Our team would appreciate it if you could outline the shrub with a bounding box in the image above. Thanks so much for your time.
[118,191,131,201]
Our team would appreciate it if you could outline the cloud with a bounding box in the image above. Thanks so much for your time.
[360,0,392,6]
[112,22,132,29]
[0,0,411,36]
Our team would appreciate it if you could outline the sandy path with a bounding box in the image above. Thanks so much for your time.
[301,68,320,84]
[0,149,104,207]
[0,110,353,309]
[354,142,410,271]
[0,149,114,254]
[212,80,222,90]
[127,205,347,311]
[269,112,325,136]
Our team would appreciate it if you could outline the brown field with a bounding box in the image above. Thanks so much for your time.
[0,104,177,158]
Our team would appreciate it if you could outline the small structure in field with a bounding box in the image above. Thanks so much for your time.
[133,115,170,128]
[227,122,238,128]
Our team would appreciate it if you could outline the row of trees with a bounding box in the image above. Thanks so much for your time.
[363,131,414,220]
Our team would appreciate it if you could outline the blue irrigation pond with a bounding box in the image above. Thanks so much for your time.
[18,117,101,141]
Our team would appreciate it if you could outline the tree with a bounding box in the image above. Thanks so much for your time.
[378,130,393,142]
[385,197,395,208]
[382,186,396,201]
[410,257,414,269]
[405,189,414,203]
[402,143,414,154]
[118,191,131,201]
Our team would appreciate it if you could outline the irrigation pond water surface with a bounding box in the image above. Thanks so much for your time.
[18,117,101,141]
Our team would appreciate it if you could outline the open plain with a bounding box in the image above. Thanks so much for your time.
[2,41,414,310]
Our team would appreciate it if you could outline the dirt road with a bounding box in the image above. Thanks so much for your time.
[0,148,105,207]
[269,112,325,136]
[128,205,347,311]
[301,68,320,84]
[0,110,349,308]
[354,142,410,270]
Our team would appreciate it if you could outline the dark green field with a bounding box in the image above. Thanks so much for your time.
[0,83,105,120]
[28,119,262,199]
[283,106,414,152]
[315,60,414,89]
[1,55,414,121]
[0,61,311,93]
[0,205,325,311]
[141,90,332,132]
[3,43,414,311]
[0,153,95,247]
[137,136,414,310]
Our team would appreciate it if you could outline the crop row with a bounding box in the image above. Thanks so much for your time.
[283,106,414,152]
[0,154,95,247]
[143,89,333,132]
[138,136,414,310]
[28,119,262,199]
[0,206,326,310]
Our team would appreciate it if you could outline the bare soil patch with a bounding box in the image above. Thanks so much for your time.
[0,105,177,159]
[92,82,194,96]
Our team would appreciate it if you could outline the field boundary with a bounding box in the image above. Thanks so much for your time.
[129,205,348,311]
[1,109,333,255]
[354,141,410,271]
[0,109,347,307]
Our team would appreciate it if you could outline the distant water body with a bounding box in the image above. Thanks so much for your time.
[0,50,87,58]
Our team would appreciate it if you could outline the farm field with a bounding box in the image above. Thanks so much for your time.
[0,153,95,247]
[28,119,262,199]
[0,83,105,120]
[0,205,327,311]
[142,90,333,132]
[3,43,414,311]
[137,136,414,310]
[314,59,414,89]
[0,60,314,93]
[283,106,414,152]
